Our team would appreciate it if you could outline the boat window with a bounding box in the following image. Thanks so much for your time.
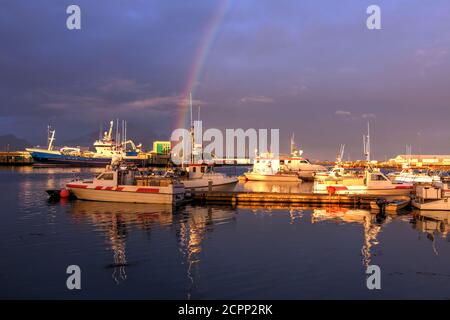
[288,160,291,164]
[201,166,206,173]
[371,174,387,181]
[300,160,309,164]
[280,160,285,164]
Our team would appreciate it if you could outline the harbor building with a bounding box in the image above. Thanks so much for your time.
[149,140,171,167]
[389,154,450,167]
[0,151,33,165]
[152,141,171,155]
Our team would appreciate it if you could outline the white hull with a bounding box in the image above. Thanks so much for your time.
[244,172,301,182]
[412,199,450,211]
[67,183,185,205]
[68,187,184,204]
[314,186,413,196]
[182,176,238,190]
[392,176,436,184]
[295,165,327,180]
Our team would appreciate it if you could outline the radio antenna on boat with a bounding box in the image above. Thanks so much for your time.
[363,122,371,163]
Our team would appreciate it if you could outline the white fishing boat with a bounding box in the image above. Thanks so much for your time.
[244,135,325,182]
[180,163,238,191]
[313,123,413,196]
[314,168,414,195]
[243,155,302,182]
[387,165,441,184]
[66,158,185,204]
[412,184,450,210]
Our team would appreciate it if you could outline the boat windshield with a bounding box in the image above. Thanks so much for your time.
[97,173,114,180]
[370,173,389,181]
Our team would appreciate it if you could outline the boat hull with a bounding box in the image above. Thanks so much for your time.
[182,176,238,191]
[314,184,413,196]
[244,172,301,182]
[67,184,185,205]
[412,199,450,211]
[370,197,411,213]
[295,165,327,180]
[30,151,147,167]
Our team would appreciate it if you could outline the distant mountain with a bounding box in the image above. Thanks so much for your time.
[0,134,31,151]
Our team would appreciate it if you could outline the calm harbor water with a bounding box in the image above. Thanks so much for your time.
[0,166,449,299]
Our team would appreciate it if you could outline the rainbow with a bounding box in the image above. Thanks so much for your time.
[175,0,232,130]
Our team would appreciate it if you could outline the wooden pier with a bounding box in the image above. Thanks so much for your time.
[192,190,410,207]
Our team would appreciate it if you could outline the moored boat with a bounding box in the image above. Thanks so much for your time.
[412,184,450,210]
[313,168,414,196]
[369,196,411,213]
[246,135,326,181]
[27,121,147,167]
[179,163,238,191]
[387,165,441,184]
[313,124,413,196]
[66,160,185,205]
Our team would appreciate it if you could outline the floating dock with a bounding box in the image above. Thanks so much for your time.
[192,191,410,207]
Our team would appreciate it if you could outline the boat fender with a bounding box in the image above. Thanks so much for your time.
[60,188,70,198]
[327,186,336,195]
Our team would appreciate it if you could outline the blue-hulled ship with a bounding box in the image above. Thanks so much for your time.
[26,121,148,167]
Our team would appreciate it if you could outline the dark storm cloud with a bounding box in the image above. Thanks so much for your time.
[1,0,450,157]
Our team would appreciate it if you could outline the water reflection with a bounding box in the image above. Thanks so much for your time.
[312,207,388,267]
[70,201,236,293]
[71,201,175,283]
[412,210,450,255]
[176,206,236,298]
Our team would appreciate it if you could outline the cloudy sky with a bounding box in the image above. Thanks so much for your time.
[1,0,450,159]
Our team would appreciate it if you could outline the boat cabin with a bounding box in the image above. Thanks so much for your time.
[253,153,312,173]
[186,163,214,179]
[94,167,136,187]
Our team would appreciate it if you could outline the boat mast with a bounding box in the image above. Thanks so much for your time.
[363,122,371,163]
[107,120,114,140]
[190,92,194,164]
[47,125,55,151]
[290,133,296,156]
[337,144,345,164]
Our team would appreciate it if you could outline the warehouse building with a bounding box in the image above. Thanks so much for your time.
[389,154,450,166]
